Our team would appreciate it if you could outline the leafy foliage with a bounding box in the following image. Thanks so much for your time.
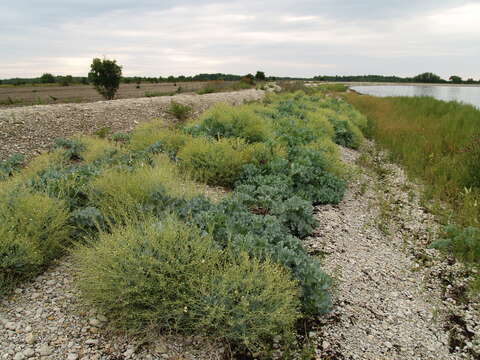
[75,217,300,352]
[185,103,271,143]
[0,154,24,180]
[0,192,70,292]
[88,58,122,100]
[430,225,480,264]
[167,101,192,122]
[54,138,86,161]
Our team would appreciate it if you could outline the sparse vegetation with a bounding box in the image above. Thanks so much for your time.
[166,101,192,121]
[346,93,480,290]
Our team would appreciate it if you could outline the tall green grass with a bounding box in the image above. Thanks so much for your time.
[345,93,480,284]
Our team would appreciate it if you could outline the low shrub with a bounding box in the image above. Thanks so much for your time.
[28,164,100,210]
[0,154,25,180]
[129,121,192,156]
[54,138,86,161]
[79,136,119,163]
[110,132,131,144]
[185,104,271,143]
[329,117,364,149]
[0,191,70,292]
[430,225,480,264]
[177,138,251,187]
[167,101,192,122]
[18,150,65,179]
[91,154,200,221]
[172,195,332,315]
[74,217,300,352]
[234,176,317,238]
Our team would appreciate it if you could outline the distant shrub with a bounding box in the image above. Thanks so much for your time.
[185,104,271,143]
[111,132,131,144]
[167,101,192,122]
[196,86,216,95]
[74,217,300,351]
[93,126,111,139]
[0,154,25,180]
[54,138,86,161]
[144,91,174,97]
[0,192,70,292]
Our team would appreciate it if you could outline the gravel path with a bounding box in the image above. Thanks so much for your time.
[0,89,264,161]
[306,144,479,359]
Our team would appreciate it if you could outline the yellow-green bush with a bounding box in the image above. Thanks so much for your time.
[129,121,192,154]
[178,137,267,187]
[306,137,347,178]
[0,191,70,291]
[186,103,272,143]
[304,110,335,139]
[74,217,300,351]
[18,150,65,179]
[78,136,120,163]
[91,154,201,220]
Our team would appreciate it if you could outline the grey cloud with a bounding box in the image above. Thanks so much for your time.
[0,0,479,79]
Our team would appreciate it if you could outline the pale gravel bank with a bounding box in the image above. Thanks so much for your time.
[0,89,265,161]
[305,143,479,359]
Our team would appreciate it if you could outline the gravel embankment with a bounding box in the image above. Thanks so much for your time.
[0,89,265,161]
[305,143,479,359]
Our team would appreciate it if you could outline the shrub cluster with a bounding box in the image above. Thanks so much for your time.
[0,191,70,292]
[75,217,300,352]
[0,90,367,354]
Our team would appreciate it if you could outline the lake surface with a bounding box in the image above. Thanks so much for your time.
[351,85,480,109]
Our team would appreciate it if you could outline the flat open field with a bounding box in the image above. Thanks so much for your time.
[0,81,233,107]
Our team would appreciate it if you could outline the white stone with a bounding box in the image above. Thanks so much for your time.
[38,344,52,356]
[25,333,35,345]
[22,348,34,358]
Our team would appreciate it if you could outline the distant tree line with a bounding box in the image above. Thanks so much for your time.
[313,73,480,84]
[0,70,273,86]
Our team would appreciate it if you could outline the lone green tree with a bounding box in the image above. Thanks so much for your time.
[413,72,444,83]
[40,73,56,84]
[255,71,266,81]
[449,75,463,84]
[88,58,122,100]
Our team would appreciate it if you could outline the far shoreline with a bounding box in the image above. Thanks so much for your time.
[308,81,480,88]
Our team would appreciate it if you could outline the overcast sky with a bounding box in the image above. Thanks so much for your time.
[1,0,479,79]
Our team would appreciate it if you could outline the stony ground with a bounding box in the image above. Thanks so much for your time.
[305,143,480,359]
[1,129,479,358]
[0,89,264,161]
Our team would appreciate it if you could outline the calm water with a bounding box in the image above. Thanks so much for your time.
[351,85,480,109]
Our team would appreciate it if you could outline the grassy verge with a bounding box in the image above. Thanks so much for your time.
[0,90,366,356]
[345,93,480,291]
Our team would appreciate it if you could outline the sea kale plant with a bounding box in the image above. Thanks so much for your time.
[0,89,367,356]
